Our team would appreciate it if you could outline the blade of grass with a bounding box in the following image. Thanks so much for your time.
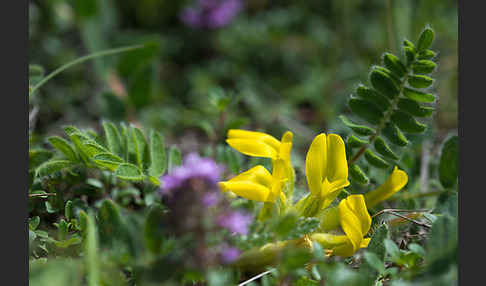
[29,44,144,96]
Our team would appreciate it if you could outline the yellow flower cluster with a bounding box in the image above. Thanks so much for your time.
[218,129,408,257]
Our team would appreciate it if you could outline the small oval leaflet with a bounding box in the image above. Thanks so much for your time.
[364,149,390,169]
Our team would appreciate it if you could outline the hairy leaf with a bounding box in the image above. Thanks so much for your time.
[417,27,435,52]
[349,98,383,125]
[349,164,369,185]
[48,136,78,162]
[408,75,434,89]
[374,137,399,160]
[35,160,73,177]
[364,150,390,169]
[403,87,435,103]
[391,111,427,133]
[102,121,123,157]
[397,98,435,117]
[115,163,145,181]
[148,130,166,178]
[383,53,407,78]
[439,135,458,189]
[382,123,409,147]
[370,67,400,98]
[339,115,375,136]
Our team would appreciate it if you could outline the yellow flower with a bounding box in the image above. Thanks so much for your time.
[319,166,408,231]
[218,159,288,203]
[226,129,293,162]
[365,166,408,208]
[225,129,295,198]
[311,194,371,257]
[296,133,350,216]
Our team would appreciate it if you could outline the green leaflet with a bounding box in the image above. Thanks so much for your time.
[349,98,383,125]
[35,160,73,177]
[418,50,437,60]
[382,123,409,147]
[131,126,148,170]
[412,60,437,74]
[438,135,458,189]
[369,67,400,98]
[417,27,435,52]
[404,46,416,66]
[339,115,375,136]
[48,136,78,162]
[102,121,123,157]
[364,150,389,169]
[408,75,434,89]
[397,98,435,117]
[391,110,427,133]
[148,130,167,178]
[29,149,53,170]
[92,153,124,171]
[349,164,369,185]
[83,141,109,157]
[403,87,436,103]
[115,163,145,181]
[356,84,391,112]
[403,39,415,49]
[347,135,369,149]
[168,146,182,173]
[374,137,399,160]
[383,53,407,78]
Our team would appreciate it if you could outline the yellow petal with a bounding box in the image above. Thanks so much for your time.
[331,241,356,257]
[360,238,371,248]
[365,166,408,208]
[342,195,371,235]
[226,139,278,159]
[227,129,281,154]
[218,181,271,202]
[278,131,293,162]
[305,134,327,195]
[226,165,273,187]
[325,134,349,183]
[338,196,366,252]
[310,233,349,249]
[320,177,350,199]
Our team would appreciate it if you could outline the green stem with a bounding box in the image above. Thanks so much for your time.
[348,73,411,166]
[29,44,144,96]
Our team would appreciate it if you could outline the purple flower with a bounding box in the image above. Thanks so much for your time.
[202,192,221,207]
[220,245,241,264]
[180,0,243,29]
[160,152,224,193]
[207,0,242,28]
[218,211,253,235]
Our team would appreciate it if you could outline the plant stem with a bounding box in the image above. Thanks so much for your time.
[238,269,275,286]
[348,74,410,166]
[28,193,56,198]
[29,44,144,96]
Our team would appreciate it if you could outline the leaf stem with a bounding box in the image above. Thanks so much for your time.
[348,73,410,166]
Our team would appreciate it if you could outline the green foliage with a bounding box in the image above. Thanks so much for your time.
[438,135,458,189]
[349,164,369,185]
[342,27,438,185]
[36,122,168,185]
[28,1,457,283]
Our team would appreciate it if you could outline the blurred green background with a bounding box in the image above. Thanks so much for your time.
[29,0,457,156]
